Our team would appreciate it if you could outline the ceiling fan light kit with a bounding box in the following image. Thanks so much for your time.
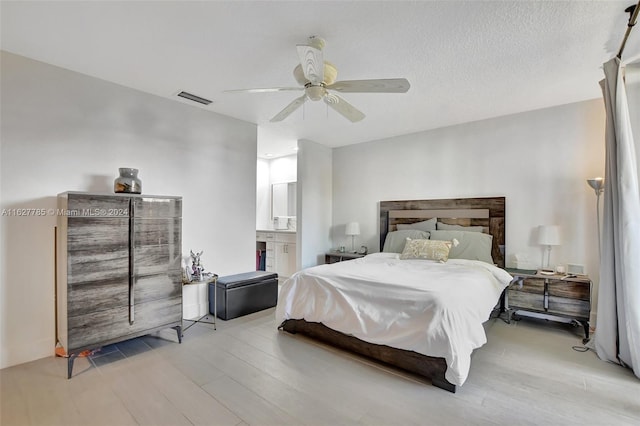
[225,36,410,123]
[293,62,337,86]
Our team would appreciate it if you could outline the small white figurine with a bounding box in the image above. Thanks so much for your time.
[190,250,204,281]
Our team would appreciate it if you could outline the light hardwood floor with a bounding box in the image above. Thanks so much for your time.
[1,309,638,426]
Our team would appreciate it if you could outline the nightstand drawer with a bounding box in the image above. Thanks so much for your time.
[522,278,545,292]
[507,290,544,311]
[508,277,545,294]
[548,296,590,318]
[548,281,590,300]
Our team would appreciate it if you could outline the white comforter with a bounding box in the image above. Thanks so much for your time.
[276,252,513,386]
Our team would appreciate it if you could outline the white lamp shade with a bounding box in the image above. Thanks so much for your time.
[345,222,360,236]
[538,225,560,246]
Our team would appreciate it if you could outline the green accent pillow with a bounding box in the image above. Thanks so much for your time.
[382,230,430,253]
[429,230,494,264]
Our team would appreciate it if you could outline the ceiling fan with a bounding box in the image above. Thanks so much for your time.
[225,36,410,123]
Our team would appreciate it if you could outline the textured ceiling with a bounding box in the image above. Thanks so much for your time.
[2,1,639,158]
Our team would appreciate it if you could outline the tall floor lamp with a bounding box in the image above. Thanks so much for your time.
[587,177,605,258]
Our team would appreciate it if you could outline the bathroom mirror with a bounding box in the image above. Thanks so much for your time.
[272,182,296,218]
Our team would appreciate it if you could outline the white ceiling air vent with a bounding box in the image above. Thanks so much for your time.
[177,91,212,105]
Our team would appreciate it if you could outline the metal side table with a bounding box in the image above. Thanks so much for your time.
[183,274,218,332]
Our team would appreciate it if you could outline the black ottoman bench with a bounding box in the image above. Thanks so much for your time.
[209,271,278,320]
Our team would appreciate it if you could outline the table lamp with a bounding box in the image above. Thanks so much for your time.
[345,222,360,253]
[538,225,560,270]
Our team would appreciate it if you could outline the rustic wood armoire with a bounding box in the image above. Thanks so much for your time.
[56,192,182,377]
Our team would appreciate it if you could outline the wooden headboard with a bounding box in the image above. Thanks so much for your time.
[379,197,506,268]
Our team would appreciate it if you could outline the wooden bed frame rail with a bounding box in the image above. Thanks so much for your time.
[280,319,456,392]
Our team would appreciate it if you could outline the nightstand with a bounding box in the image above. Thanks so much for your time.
[505,268,591,341]
[325,251,365,264]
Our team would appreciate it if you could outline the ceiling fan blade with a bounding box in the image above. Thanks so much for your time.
[224,87,302,94]
[270,95,307,122]
[324,94,365,123]
[326,78,410,93]
[296,44,324,85]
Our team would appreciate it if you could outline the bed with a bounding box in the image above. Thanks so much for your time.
[277,197,509,392]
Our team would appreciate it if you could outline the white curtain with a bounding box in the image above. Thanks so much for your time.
[595,58,640,379]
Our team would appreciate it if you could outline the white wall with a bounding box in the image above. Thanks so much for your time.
[297,139,332,269]
[0,52,257,368]
[332,100,605,321]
